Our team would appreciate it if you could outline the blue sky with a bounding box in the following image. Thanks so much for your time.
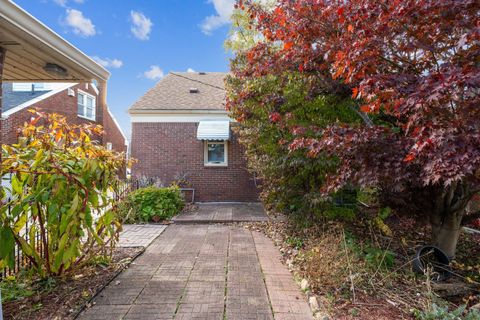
[13,0,234,139]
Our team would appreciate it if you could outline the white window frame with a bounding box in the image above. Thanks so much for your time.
[77,90,96,121]
[106,142,113,150]
[204,140,228,167]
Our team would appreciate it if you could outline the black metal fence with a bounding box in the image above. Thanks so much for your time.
[0,207,44,279]
[112,177,158,202]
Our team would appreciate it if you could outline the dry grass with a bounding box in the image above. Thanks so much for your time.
[302,227,350,292]
[246,214,479,319]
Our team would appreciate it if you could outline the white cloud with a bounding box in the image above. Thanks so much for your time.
[92,56,123,69]
[64,9,96,37]
[201,0,235,35]
[54,0,68,6]
[53,0,84,7]
[187,68,196,73]
[130,11,153,41]
[143,65,164,80]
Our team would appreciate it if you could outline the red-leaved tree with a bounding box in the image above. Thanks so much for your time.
[230,0,480,257]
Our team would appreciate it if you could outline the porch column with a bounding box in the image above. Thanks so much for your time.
[0,47,5,161]
[96,79,108,145]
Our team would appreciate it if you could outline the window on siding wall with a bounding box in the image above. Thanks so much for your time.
[106,142,112,150]
[77,91,96,121]
[204,141,228,166]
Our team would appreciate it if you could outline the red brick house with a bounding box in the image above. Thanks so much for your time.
[129,72,259,202]
[1,82,128,154]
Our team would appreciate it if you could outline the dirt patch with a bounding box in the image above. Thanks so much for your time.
[2,247,143,320]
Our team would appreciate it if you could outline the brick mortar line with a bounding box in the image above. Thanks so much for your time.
[223,227,231,320]
[251,230,276,319]
[172,225,209,318]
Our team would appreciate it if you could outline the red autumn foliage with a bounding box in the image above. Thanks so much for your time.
[269,112,282,123]
[229,0,480,256]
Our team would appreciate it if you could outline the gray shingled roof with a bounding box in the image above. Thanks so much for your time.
[129,72,227,111]
[2,83,51,112]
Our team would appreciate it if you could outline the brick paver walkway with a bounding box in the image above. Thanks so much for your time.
[79,223,312,320]
[173,203,269,223]
[118,224,167,247]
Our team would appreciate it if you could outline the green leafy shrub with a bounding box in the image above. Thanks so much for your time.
[0,277,34,302]
[117,186,184,223]
[226,72,360,222]
[364,247,395,270]
[344,232,395,270]
[414,303,480,320]
[0,111,127,278]
[285,236,304,249]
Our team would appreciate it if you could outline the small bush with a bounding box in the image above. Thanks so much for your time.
[0,112,127,277]
[0,277,34,302]
[286,236,304,249]
[117,186,184,223]
[414,303,480,320]
[364,247,395,270]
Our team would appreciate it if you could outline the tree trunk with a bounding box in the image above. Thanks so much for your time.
[430,181,471,259]
[431,212,463,259]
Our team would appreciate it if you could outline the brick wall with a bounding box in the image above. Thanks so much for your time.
[103,109,127,154]
[131,122,259,202]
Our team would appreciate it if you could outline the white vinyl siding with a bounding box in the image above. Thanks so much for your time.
[12,83,48,91]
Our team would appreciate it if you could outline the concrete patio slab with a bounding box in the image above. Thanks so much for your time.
[78,215,311,320]
[173,203,269,223]
[118,224,167,247]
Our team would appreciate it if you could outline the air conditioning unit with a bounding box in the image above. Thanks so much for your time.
[67,88,75,97]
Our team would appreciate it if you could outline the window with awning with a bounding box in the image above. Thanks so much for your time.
[197,121,230,166]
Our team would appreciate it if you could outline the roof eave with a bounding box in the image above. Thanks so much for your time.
[0,0,110,82]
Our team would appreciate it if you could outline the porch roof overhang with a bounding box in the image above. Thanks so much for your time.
[197,120,230,141]
[0,0,109,83]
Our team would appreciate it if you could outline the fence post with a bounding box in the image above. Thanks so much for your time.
[0,289,3,320]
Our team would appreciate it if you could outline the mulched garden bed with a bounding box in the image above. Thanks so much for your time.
[242,212,480,319]
[1,247,143,320]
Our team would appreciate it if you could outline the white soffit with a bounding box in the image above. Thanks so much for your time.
[197,121,230,141]
[0,0,109,82]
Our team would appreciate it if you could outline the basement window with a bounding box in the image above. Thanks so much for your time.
[77,90,96,121]
[204,141,228,167]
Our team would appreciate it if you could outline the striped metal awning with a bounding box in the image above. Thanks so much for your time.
[196,120,230,141]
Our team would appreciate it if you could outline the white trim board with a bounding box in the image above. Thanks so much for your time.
[130,113,234,123]
[129,109,228,115]
[3,83,77,118]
